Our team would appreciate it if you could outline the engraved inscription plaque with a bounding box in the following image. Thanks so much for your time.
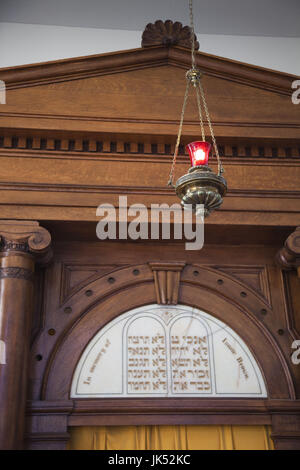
[71,305,267,398]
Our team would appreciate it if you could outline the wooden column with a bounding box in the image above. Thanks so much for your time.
[0,221,51,450]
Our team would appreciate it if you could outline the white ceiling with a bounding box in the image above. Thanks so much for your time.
[2,0,300,37]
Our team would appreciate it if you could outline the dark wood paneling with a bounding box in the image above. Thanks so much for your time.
[0,41,298,450]
[27,252,294,401]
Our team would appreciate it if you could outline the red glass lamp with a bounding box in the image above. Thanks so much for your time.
[186,141,211,167]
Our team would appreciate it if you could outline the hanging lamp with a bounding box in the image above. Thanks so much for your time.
[168,0,227,217]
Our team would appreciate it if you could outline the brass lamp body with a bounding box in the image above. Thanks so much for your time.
[175,165,227,217]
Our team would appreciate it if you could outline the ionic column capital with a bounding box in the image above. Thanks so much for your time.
[276,226,300,276]
[0,220,52,265]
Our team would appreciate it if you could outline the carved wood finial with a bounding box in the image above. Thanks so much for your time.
[276,226,300,277]
[142,20,199,50]
[0,220,52,264]
[149,262,186,305]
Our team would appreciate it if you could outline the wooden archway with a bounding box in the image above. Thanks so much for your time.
[42,263,293,401]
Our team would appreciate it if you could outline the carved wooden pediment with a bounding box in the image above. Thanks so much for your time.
[0,37,299,228]
[0,44,297,141]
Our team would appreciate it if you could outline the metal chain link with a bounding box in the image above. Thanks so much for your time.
[189,0,206,151]
[189,0,196,70]
[198,80,224,175]
[168,79,191,187]
[195,85,206,141]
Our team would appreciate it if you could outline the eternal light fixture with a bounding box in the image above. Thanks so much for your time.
[168,0,227,217]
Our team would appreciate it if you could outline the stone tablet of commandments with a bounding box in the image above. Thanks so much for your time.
[71,305,267,398]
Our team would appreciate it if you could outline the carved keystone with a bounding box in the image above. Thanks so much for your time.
[149,262,186,305]
[276,226,300,277]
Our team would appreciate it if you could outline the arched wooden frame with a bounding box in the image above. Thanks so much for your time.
[38,262,294,431]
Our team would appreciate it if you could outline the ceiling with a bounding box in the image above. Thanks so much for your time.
[1,0,300,37]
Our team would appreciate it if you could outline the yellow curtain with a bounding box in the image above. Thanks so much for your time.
[68,425,274,450]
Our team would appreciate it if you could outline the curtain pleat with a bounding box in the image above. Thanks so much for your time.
[68,425,274,450]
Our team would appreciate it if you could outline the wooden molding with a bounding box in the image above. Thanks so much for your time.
[0,46,296,96]
[271,413,300,449]
[0,135,299,161]
[142,20,199,50]
[60,262,122,304]
[149,262,186,305]
[277,227,300,276]
[216,265,271,306]
[25,398,300,448]
[25,400,72,450]
[26,398,300,426]
[0,267,33,281]
[25,433,70,450]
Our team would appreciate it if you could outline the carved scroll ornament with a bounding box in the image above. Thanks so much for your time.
[0,220,52,264]
[276,226,300,276]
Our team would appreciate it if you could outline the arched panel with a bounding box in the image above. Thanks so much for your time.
[42,264,293,400]
[70,304,267,398]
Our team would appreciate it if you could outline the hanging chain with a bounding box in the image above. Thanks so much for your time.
[168,79,190,186]
[167,0,224,185]
[189,0,196,70]
[198,80,224,175]
[195,85,205,141]
[167,0,195,187]
[188,0,206,144]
